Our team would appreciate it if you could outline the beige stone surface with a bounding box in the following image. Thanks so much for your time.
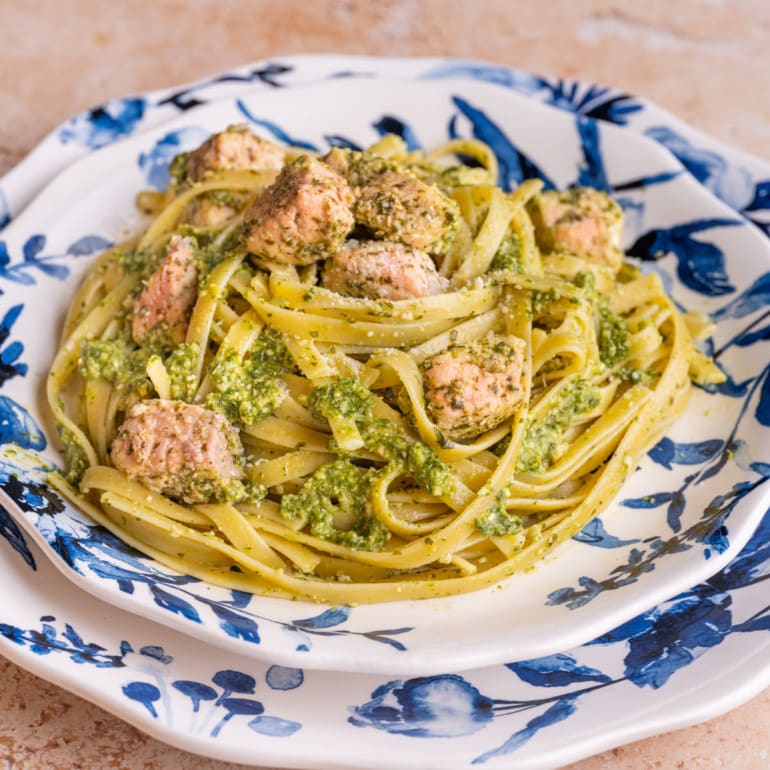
[0,1,769,768]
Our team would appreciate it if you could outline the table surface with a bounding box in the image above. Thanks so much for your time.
[1,1,769,768]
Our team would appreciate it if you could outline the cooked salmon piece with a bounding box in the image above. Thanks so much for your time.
[131,235,198,348]
[354,169,459,253]
[110,399,243,503]
[527,188,623,271]
[422,335,526,440]
[183,125,285,182]
[244,155,355,265]
[322,239,447,300]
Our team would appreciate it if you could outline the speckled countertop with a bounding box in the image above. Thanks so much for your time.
[1,1,769,768]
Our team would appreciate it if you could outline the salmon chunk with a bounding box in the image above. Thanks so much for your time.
[244,155,355,265]
[183,125,285,182]
[422,336,526,440]
[527,188,623,270]
[131,235,198,348]
[110,399,243,503]
[322,240,448,300]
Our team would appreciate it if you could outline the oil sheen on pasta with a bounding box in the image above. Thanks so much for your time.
[47,125,724,603]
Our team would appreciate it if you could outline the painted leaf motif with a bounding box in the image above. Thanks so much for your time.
[0,504,35,569]
[623,593,732,689]
[573,518,638,548]
[711,271,770,321]
[172,680,217,711]
[506,653,611,687]
[372,116,422,150]
[235,99,318,151]
[644,126,754,210]
[219,697,265,716]
[138,644,173,663]
[621,492,674,509]
[66,235,112,255]
[22,234,45,262]
[627,219,741,296]
[265,665,303,691]
[122,681,161,717]
[248,715,302,736]
[732,614,770,634]
[323,135,361,150]
[575,116,610,191]
[450,96,554,191]
[59,97,146,149]
[210,603,260,643]
[648,437,724,469]
[349,674,494,738]
[292,607,351,629]
[150,586,201,623]
[0,395,47,450]
[137,127,210,190]
[472,699,577,765]
[212,669,256,695]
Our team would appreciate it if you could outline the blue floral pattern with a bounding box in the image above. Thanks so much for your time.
[0,614,302,738]
[350,512,770,762]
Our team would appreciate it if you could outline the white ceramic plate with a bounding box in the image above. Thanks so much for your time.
[1,57,769,680]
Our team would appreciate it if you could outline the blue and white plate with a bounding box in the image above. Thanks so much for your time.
[1,57,769,686]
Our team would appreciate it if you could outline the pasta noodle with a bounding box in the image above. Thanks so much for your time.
[48,126,722,603]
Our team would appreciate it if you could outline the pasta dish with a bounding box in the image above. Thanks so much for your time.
[47,125,722,603]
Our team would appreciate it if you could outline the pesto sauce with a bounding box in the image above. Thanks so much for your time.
[79,335,196,399]
[310,378,454,497]
[517,379,601,474]
[206,329,292,427]
[58,425,90,484]
[574,270,630,368]
[280,458,387,551]
[475,491,522,537]
[490,232,523,273]
[165,342,200,402]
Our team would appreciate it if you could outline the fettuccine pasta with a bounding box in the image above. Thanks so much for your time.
[48,125,723,603]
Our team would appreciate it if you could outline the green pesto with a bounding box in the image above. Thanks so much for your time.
[490,232,523,273]
[79,338,134,383]
[206,189,246,209]
[206,329,292,427]
[183,473,248,504]
[280,458,388,551]
[597,302,630,368]
[309,378,454,498]
[309,377,372,423]
[79,337,152,396]
[168,151,190,183]
[58,425,90,484]
[172,225,243,277]
[119,243,168,276]
[475,491,522,537]
[516,378,601,474]
[165,342,200,402]
[574,270,630,368]
[329,148,396,187]
[531,287,560,314]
